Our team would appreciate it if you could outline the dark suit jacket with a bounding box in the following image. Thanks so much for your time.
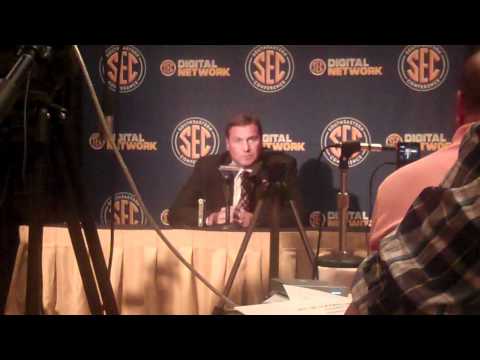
[169,150,304,227]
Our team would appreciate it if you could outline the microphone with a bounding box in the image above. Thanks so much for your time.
[325,141,396,161]
[332,141,396,153]
[218,164,241,179]
[251,162,288,194]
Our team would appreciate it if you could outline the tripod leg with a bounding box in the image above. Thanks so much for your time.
[57,110,118,315]
[313,229,323,279]
[77,216,119,314]
[269,195,280,283]
[288,200,318,280]
[212,198,265,314]
[53,148,104,315]
[65,221,105,314]
[25,108,51,315]
[25,223,43,314]
[0,207,20,314]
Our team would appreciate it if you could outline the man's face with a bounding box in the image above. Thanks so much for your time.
[226,124,262,168]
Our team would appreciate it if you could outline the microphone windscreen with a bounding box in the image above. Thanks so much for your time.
[218,164,240,179]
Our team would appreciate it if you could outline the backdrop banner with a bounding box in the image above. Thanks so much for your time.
[79,45,470,230]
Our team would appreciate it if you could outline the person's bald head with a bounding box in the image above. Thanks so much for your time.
[460,50,480,115]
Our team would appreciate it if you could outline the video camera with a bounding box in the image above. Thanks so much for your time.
[396,142,421,169]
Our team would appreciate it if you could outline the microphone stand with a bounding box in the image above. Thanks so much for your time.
[224,174,232,227]
[211,175,318,314]
[211,178,270,314]
[268,181,317,281]
[269,185,281,280]
[217,170,239,230]
[106,45,124,279]
[316,144,364,268]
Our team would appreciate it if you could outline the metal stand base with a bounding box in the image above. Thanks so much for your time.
[269,278,351,297]
[209,223,242,231]
[316,251,364,268]
[212,305,242,315]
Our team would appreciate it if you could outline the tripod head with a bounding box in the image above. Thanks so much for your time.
[254,162,290,200]
[0,46,54,125]
[0,46,82,225]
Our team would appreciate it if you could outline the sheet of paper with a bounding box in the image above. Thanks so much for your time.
[234,285,352,315]
[283,285,352,303]
[234,298,350,315]
[263,293,289,304]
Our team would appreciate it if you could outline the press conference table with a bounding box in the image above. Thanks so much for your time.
[5,226,367,315]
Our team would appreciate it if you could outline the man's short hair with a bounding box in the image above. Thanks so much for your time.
[225,114,263,138]
[461,50,480,113]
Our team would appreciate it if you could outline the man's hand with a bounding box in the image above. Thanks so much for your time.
[206,206,234,226]
[206,206,254,227]
[233,206,253,228]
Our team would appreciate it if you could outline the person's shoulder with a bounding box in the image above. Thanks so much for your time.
[378,147,452,193]
[262,150,296,165]
[194,152,226,168]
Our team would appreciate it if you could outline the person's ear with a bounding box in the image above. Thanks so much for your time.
[455,90,466,127]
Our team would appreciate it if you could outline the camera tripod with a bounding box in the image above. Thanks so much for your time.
[25,103,118,314]
[212,178,317,314]
[0,46,118,314]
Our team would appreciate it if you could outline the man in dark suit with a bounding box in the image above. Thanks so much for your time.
[169,114,303,228]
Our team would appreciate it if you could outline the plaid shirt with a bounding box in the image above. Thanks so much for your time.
[351,122,480,314]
